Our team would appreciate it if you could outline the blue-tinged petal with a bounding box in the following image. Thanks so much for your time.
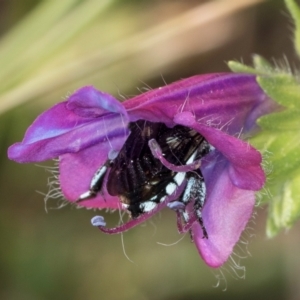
[193,156,255,268]
[8,86,129,163]
[11,102,88,144]
[228,164,265,191]
[8,113,129,163]
[66,86,128,118]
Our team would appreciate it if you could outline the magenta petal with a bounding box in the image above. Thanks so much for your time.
[7,74,273,268]
[9,102,87,145]
[175,117,265,190]
[59,143,123,209]
[228,164,265,191]
[125,73,272,135]
[193,159,255,268]
[66,86,128,118]
[195,124,265,190]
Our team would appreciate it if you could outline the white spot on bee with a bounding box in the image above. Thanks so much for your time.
[174,172,185,186]
[159,196,166,203]
[186,151,197,164]
[90,165,107,188]
[166,182,177,195]
[140,201,157,212]
[78,191,94,200]
[199,181,206,206]
[149,195,158,201]
[182,178,195,203]
[182,211,189,222]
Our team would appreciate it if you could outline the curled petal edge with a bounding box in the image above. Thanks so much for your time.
[173,112,265,191]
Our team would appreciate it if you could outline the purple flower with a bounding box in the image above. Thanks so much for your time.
[8,73,275,268]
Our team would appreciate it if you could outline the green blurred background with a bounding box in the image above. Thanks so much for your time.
[1,0,300,299]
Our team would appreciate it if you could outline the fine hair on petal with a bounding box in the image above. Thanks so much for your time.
[227,256,246,280]
[211,268,228,291]
[114,84,128,101]
[212,255,246,289]
[211,208,258,288]
[156,232,187,247]
[137,79,153,93]
[256,149,274,206]
[35,159,68,212]
[179,89,193,114]
[197,114,223,128]
[219,117,234,133]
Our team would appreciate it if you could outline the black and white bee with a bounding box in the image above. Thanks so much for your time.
[77,120,212,238]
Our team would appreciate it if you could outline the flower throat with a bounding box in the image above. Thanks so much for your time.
[78,120,212,238]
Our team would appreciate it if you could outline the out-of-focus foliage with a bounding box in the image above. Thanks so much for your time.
[1,0,300,300]
[231,57,300,237]
[285,0,300,58]
[0,0,268,113]
[229,0,300,238]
